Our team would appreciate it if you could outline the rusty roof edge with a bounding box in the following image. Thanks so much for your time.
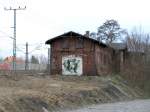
[45,31,108,47]
[45,31,74,44]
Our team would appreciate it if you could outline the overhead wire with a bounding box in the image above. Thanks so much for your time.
[0,30,13,39]
[0,30,49,57]
[16,42,48,55]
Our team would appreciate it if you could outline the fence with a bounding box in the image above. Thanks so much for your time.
[0,62,47,71]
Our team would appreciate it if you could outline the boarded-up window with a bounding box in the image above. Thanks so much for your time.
[62,38,69,48]
[103,54,106,65]
[76,38,83,48]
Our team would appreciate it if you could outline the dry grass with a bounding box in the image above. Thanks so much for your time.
[0,74,143,112]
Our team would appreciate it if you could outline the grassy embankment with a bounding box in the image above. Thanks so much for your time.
[0,74,144,112]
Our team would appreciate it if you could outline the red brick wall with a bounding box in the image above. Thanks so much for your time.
[94,44,113,75]
[50,36,113,75]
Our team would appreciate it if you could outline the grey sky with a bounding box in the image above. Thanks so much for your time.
[0,0,150,57]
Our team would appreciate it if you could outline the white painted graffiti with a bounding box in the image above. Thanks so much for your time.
[62,55,82,76]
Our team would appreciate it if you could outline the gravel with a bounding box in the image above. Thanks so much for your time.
[66,99,150,112]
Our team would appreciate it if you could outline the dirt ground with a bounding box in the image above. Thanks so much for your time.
[0,74,143,112]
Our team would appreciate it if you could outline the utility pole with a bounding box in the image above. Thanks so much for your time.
[25,42,29,70]
[48,48,50,74]
[4,6,26,71]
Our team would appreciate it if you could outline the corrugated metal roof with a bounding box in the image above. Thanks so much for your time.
[109,43,127,50]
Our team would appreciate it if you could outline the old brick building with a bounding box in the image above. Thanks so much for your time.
[46,31,120,76]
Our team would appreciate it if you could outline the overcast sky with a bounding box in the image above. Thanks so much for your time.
[0,0,150,57]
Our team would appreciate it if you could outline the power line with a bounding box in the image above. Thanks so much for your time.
[16,47,25,54]
[4,6,26,71]
[17,42,47,55]
[0,30,13,39]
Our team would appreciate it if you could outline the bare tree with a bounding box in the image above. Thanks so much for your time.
[38,55,47,64]
[90,32,97,40]
[30,55,39,64]
[125,28,150,53]
[97,19,126,43]
[123,28,150,93]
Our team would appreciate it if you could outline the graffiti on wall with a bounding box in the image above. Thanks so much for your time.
[62,55,82,75]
